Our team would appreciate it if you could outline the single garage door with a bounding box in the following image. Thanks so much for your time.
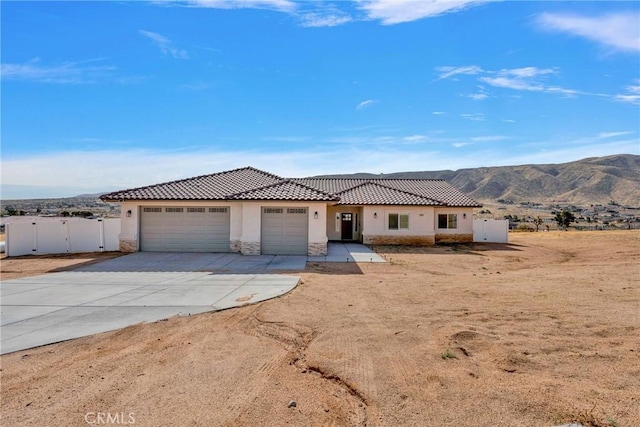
[261,207,308,255]
[140,206,230,252]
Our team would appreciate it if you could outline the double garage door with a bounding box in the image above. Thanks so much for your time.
[140,206,309,255]
[140,206,230,252]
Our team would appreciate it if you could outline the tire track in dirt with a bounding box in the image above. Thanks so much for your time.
[243,312,369,426]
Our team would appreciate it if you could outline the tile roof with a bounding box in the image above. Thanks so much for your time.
[101,166,481,207]
[100,167,282,201]
[293,178,482,207]
[229,180,339,201]
[335,182,442,206]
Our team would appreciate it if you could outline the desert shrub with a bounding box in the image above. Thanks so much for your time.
[516,223,534,232]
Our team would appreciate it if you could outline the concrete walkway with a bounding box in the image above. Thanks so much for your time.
[309,242,387,263]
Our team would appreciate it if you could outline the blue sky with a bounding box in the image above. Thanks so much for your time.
[2,0,639,199]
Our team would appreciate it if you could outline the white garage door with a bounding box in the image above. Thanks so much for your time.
[261,207,308,255]
[140,207,230,252]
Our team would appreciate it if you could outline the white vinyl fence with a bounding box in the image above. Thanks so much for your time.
[473,219,509,243]
[5,218,120,256]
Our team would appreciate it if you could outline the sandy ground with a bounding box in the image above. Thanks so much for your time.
[1,231,638,427]
[0,252,124,281]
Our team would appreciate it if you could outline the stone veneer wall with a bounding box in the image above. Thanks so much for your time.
[119,239,138,253]
[308,242,327,256]
[241,241,261,255]
[363,235,435,246]
[434,233,473,244]
[230,240,241,253]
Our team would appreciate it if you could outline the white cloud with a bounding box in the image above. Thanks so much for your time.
[598,131,633,139]
[460,113,485,121]
[358,0,492,25]
[470,135,508,142]
[300,12,352,27]
[139,30,189,59]
[480,67,556,91]
[452,142,473,148]
[0,58,116,84]
[436,65,598,99]
[537,12,640,52]
[403,134,427,142]
[435,65,483,81]
[467,93,488,101]
[356,99,378,110]
[432,111,446,115]
[168,0,296,12]
[615,81,640,105]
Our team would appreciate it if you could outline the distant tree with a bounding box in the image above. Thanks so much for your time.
[554,209,576,231]
[4,206,17,216]
[517,223,534,232]
[533,216,544,232]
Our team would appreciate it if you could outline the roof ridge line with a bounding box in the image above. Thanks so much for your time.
[337,180,443,205]
[302,176,447,181]
[227,178,339,200]
[100,166,280,199]
[281,179,340,200]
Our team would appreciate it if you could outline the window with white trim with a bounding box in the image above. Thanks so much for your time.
[438,214,457,229]
[388,213,409,230]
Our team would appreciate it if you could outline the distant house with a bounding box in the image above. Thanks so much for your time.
[100,167,482,255]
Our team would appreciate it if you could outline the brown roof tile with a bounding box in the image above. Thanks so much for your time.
[100,166,481,207]
[100,167,282,201]
[335,182,442,206]
[229,180,339,201]
[294,178,482,207]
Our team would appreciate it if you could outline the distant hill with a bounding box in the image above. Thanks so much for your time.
[316,154,640,206]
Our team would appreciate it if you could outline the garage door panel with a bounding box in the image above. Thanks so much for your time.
[261,207,308,255]
[141,206,230,252]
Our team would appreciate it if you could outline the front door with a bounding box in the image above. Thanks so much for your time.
[341,213,353,240]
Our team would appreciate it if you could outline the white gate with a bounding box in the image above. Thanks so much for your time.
[5,218,121,256]
[473,219,509,243]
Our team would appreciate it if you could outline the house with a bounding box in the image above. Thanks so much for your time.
[100,167,482,255]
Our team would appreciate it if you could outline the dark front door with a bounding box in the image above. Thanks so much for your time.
[341,213,353,240]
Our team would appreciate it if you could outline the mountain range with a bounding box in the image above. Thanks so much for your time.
[317,154,640,207]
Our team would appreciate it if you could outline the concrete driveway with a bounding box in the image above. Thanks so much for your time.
[1,270,300,355]
[0,243,384,354]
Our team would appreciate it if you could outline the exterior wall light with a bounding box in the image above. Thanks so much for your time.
[126,210,132,217]
[314,211,318,219]
[374,212,378,219]
[463,213,467,219]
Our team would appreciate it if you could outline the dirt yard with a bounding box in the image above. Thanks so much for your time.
[1,231,638,426]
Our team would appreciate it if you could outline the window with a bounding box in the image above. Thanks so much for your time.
[143,207,161,213]
[165,207,184,213]
[438,214,457,229]
[209,207,228,213]
[187,207,205,213]
[388,213,409,230]
[287,208,307,214]
[264,208,283,214]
